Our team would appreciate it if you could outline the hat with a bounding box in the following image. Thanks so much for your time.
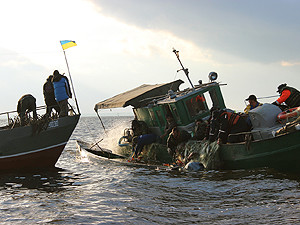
[209,106,219,113]
[277,83,287,93]
[245,95,257,101]
[53,70,60,76]
[47,75,53,81]
[212,109,221,119]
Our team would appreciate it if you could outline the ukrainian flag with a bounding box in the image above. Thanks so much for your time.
[60,40,77,50]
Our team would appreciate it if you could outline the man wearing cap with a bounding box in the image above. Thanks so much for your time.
[273,84,300,108]
[244,95,263,114]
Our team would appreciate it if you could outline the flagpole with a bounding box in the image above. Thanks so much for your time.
[62,49,81,115]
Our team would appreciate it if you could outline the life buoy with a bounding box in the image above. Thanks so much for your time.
[118,136,130,147]
[277,107,300,121]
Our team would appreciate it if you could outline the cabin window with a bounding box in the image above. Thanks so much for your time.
[209,89,220,108]
[164,105,172,116]
[155,110,165,127]
[169,104,181,123]
[203,92,213,110]
[133,109,138,118]
[149,110,158,126]
[185,94,207,117]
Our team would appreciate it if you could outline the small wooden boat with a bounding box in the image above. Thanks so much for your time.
[76,140,126,159]
[76,140,165,169]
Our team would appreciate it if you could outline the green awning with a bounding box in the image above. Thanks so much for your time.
[94,79,184,110]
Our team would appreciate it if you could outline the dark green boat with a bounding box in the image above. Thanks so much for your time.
[93,49,300,172]
[219,128,300,172]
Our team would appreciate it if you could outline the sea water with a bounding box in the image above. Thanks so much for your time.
[1,116,300,224]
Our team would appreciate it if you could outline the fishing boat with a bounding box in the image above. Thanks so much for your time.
[76,139,126,160]
[0,41,82,171]
[91,49,300,173]
[76,139,166,169]
[0,106,80,171]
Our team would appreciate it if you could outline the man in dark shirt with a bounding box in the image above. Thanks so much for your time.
[17,94,38,126]
[160,115,177,140]
[43,75,60,116]
[167,127,191,159]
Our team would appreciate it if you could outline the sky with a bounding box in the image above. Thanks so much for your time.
[0,0,299,116]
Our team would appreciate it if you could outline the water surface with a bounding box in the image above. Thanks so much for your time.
[1,117,300,224]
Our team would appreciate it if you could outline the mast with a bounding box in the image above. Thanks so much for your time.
[172,48,195,90]
[62,50,80,114]
[60,40,80,115]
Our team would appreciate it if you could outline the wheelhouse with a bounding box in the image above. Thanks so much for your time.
[132,82,226,135]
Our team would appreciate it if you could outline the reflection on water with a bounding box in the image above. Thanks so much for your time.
[1,117,300,224]
[0,168,81,192]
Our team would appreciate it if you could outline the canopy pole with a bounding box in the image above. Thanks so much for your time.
[63,50,81,115]
[95,109,107,134]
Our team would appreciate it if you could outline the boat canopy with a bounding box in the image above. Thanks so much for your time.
[94,79,184,110]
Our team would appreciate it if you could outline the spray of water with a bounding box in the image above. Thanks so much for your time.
[99,118,132,154]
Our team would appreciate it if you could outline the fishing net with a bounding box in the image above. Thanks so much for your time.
[183,140,222,170]
[115,139,222,169]
[143,143,173,164]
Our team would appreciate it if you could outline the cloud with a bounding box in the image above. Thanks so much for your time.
[89,0,300,64]
[281,61,300,67]
[1,0,299,116]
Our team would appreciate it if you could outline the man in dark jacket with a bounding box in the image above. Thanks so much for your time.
[17,94,38,126]
[167,127,191,159]
[52,70,72,117]
[160,115,177,140]
[43,75,60,116]
[211,109,250,144]
[192,118,207,140]
[131,119,149,137]
[273,83,300,108]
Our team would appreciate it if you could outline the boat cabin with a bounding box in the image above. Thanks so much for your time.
[133,82,226,135]
[94,78,226,136]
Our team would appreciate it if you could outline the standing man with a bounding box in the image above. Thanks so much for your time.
[43,75,60,116]
[17,94,38,126]
[273,84,300,108]
[244,95,263,114]
[52,70,72,117]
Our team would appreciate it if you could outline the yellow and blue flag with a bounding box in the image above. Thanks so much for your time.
[60,40,77,50]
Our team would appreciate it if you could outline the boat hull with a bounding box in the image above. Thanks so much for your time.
[0,115,80,171]
[219,130,300,172]
[0,143,66,170]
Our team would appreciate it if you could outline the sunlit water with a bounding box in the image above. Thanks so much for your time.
[1,116,300,224]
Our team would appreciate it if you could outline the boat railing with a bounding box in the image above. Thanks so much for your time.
[0,105,44,127]
[0,103,78,128]
[227,129,272,143]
